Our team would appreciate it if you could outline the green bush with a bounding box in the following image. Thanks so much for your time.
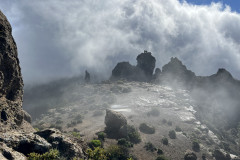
[175,126,182,132]
[168,130,176,139]
[144,142,157,152]
[192,140,200,152]
[106,145,130,160]
[71,132,81,139]
[157,149,163,155]
[89,140,102,148]
[139,123,155,134]
[156,155,168,160]
[28,149,59,160]
[87,147,108,160]
[117,138,133,148]
[97,132,105,141]
[162,137,168,145]
[126,125,141,143]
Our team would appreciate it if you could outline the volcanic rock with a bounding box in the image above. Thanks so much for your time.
[105,109,127,134]
[136,50,156,79]
[35,128,85,159]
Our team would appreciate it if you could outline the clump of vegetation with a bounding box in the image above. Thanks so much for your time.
[118,138,133,148]
[156,155,168,160]
[162,119,167,124]
[167,121,172,126]
[157,149,163,155]
[168,130,176,139]
[162,137,169,145]
[28,149,59,160]
[144,142,157,152]
[139,123,155,134]
[89,140,102,148]
[175,126,182,132]
[192,140,200,152]
[71,131,81,139]
[147,108,160,117]
[126,125,141,143]
[97,132,105,141]
[93,110,104,117]
[106,145,130,160]
[87,147,108,160]
[87,145,132,160]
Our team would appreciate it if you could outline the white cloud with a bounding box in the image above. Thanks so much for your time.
[1,0,240,84]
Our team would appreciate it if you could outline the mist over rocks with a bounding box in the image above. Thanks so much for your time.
[111,50,156,82]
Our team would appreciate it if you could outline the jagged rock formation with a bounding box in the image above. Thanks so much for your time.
[0,10,32,133]
[111,50,156,82]
[0,10,86,159]
[136,50,156,79]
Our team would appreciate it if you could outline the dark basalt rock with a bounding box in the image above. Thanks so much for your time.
[136,50,156,78]
[111,51,156,82]
[161,57,196,87]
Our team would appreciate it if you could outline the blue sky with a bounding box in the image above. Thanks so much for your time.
[184,0,240,12]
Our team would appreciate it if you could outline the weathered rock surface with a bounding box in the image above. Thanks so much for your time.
[0,10,31,131]
[111,50,156,82]
[136,50,156,78]
[0,142,26,160]
[36,128,85,159]
[105,109,127,134]
[0,131,51,156]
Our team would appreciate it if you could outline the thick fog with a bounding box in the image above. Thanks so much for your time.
[1,0,240,84]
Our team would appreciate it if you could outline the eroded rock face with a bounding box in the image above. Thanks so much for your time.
[35,128,85,159]
[105,109,127,134]
[0,11,23,101]
[0,142,26,160]
[0,10,30,131]
[136,50,156,78]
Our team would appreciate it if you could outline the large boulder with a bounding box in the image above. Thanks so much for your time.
[105,109,127,134]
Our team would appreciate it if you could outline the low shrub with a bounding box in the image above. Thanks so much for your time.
[162,137,168,145]
[139,123,155,134]
[156,155,168,160]
[175,126,182,132]
[168,130,176,139]
[192,140,200,152]
[97,132,105,141]
[71,132,81,139]
[126,125,141,143]
[28,149,59,160]
[157,149,163,155]
[144,142,157,152]
[106,145,130,160]
[89,140,102,148]
[118,138,133,148]
[87,147,108,160]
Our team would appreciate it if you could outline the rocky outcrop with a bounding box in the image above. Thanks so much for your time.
[35,128,85,159]
[160,57,196,87]
[0,142,26,160]
[0,10,31,132]
[136,50,156,79]
[111,50,156,82]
